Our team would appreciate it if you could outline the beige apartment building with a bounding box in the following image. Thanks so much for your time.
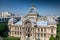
[8,5,57,40]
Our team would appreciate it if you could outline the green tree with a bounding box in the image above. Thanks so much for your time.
[4,37,20,40]
[56,24,60,40]
[0,23,8,37]
[49,35,56,40]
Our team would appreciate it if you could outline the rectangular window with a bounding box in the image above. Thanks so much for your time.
[17,31,19,35]
[20,27,21,30]
[15,31,16,34]
[38,33,40,37]
[41,28,43,32]
[2,18,4,21]
[20,32,21,35]
[51,29,53,33]
[44,34,46,37]
[18,27,19,30]
[12,31,14,35]
[41,34,43,37]
[44,28,46,32]
[38,28,40,32]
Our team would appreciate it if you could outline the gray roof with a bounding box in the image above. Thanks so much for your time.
[15,20,22,26]
[8,16,56,27]
[8,18,17,24]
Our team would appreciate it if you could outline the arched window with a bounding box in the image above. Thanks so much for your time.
[51,29,53,33]
[51,26,54,33]
[24,21,31,27]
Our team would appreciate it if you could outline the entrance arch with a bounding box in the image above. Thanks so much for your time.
[24,21,32,37]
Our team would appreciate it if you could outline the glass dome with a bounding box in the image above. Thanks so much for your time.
[29,7,37,13]
[28,4,37,13]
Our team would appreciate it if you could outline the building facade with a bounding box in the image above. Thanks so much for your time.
[8,5,57,40]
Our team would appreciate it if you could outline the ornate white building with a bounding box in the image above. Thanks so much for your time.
[8,4,57,40]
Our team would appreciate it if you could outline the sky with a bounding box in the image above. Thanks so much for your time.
[0,0,60,16]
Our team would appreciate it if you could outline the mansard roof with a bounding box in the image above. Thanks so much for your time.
[8,15,57,27]
[15,20,22,26]
[8,18,17,24]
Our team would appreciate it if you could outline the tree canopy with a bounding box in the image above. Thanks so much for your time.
[0,23,8,37]
[49,35,56,40]
[4,37,20,40]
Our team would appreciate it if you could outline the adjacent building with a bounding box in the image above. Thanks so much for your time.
[0,12,20,22]
[8,5,57,40]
